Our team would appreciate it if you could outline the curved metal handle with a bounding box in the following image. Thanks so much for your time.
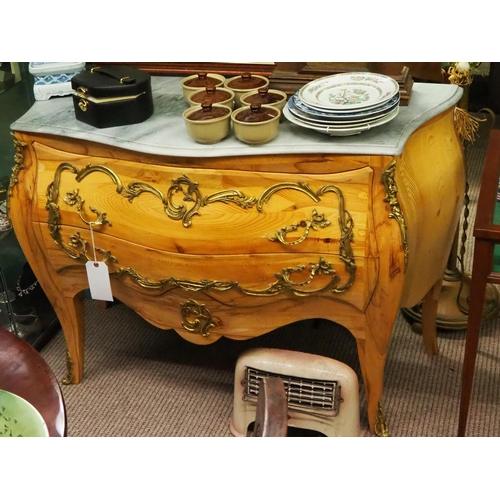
[270,209,331,246]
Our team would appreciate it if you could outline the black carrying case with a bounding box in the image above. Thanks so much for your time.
[71,65,154,128]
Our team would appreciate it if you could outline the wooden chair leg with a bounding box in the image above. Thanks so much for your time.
[458,238,493,436]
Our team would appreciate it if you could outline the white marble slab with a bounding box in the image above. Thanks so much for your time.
[11,76,463,157]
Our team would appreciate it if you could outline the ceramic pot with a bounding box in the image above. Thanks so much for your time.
[240,88,288,120]
[183,102,232,144]
[231,104,280,145]
[224,73,269,108]
[181,73,225,103]
[188,86,235,110]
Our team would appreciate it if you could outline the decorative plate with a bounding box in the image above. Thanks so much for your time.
[289,93,399,125]
[287,104,397,127]
[283,105,399,136]
[0,390,49,437]
[299,72,400,111]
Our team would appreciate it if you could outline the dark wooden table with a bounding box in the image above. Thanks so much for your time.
[0,326,66,437]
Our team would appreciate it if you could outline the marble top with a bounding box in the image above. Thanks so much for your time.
[11,76,463,157]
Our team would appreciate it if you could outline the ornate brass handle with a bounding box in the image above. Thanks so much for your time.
[270,209,331,245]
[63,189,111,227]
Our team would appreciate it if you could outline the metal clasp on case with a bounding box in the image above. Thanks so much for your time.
[78,99,88,112]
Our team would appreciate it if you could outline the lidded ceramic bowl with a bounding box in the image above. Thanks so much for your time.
[224,73,269,108]
[181,73,225,103]
[231,103,280,145]
[183,102,232,144]
[188,86,235,110]
[240,88,288,120]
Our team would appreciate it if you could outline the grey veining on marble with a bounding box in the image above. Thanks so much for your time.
[11,76,463,158]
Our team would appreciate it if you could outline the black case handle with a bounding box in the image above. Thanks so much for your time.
[90,66,136,84]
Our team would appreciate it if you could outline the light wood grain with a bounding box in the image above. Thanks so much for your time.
[397,110,465,307]
[9,107,465,434]
[33,142,372,257]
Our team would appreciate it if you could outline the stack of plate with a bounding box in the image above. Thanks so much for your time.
[283,72,401,136]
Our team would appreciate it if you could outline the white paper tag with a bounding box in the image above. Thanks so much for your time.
[85,261,114,302]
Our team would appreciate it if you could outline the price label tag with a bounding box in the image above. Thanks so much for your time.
[85,261,114,302]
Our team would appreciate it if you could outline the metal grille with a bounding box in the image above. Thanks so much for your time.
[243,366,341,416]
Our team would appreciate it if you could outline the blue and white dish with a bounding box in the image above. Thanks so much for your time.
[283,104,400,137]
[289,92,400,124]
[291,92,400,121]
[284,72,401,137]
[299,72,400,111]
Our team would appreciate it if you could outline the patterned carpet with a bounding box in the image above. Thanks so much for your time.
[40,113,500,437]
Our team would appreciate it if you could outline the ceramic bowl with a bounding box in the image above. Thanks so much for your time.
[231,104,280,145]
[0,389,49,437]
[188,86,235,110]
[180,73,226,103]
[183,103,232,144]
[240,88,288,120]
[224,74,269,108]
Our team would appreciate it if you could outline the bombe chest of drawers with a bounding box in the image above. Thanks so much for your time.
[9,77,465,435]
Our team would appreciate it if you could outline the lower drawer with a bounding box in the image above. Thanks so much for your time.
[38,224,377,314]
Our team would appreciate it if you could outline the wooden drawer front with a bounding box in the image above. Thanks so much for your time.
[35,142,372,258]
[39,224,376,312]
[112,287,370,345]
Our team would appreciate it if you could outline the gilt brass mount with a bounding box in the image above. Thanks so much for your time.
[9,134,26,200]
[374,401,390,437]
[46,161,357,297]
[112,256,352,297]
[64,188,112,227]
[271,208,331,245]
[46,163,116,263]
[62,349,75,385]
[181,299,221,337]
[381,160,408,271]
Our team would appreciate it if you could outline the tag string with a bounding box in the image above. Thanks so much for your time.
[89,222,98,262]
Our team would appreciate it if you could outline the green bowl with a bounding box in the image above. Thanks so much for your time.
[0,389,49,437]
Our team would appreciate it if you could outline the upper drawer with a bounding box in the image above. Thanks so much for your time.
[34,142,373,257]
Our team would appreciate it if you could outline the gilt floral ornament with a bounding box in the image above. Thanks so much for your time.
[442,62,488,143]
[442,62,481,87]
